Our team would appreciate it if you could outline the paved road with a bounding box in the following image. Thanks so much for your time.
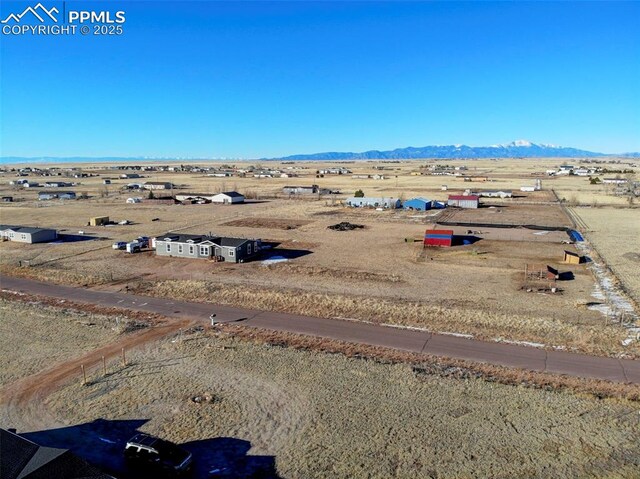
[2,274,639,384]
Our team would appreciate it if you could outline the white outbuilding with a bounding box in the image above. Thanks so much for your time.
[210,191,245,204]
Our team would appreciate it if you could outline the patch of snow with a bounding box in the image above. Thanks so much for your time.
[1,289,25,296]
[495,338,546,348]
[575,237,639,345]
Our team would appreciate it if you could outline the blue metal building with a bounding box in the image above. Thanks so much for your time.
[403,198,432,211]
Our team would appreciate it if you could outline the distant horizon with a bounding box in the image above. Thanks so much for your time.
[1,1,639,157]
[1,138,640,166]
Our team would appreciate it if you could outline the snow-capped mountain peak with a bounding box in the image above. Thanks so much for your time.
[509,139,534,147]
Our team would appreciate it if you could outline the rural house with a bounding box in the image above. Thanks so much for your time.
[143,181,173,190]
[44,181,72,188]
[0,225,58,243]
[174,191,245,204]
[1,428,113,479]
[283,185,319,195]
[345,197,402,209]
[475,190,512,198]
[154,232,260,263]
[38,191,76,201]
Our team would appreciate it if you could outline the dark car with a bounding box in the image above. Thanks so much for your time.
[124,433,193,476]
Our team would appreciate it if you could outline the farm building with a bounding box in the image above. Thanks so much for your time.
[520,186,536,192]
[0,225,57,243]
[211,191,245,204]
[602,178,628,185]
[563,250,585,264]
[345,197,402,209]
[89,216,110,226]
[38,191,76,200]
[120,173,141,179]
[403,198,432,211]
[447,195,479,209]
[143,181,173,190]
[424,229,454,247]
[1,196,13,202]
[155,232,260,263]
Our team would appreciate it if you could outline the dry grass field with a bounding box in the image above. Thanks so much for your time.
[0,298,121,385]
[31,323,639,479]
[574,207,640,305]
[1,158,638,356]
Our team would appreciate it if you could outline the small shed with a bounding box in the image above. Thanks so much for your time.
[404,198,432,211]
[424,229,454,247]
[89,216,109,226]
[563,250,585,264]
[447,195,479,209]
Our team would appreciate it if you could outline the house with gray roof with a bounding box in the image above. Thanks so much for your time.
[0,225,58,243]
[154,232,260,263]
[1,428,112,479]
[345,197,401,209]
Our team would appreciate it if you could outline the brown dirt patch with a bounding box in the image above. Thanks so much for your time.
[222,218,312,230]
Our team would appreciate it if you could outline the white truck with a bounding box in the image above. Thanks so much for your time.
[126,241,141,254]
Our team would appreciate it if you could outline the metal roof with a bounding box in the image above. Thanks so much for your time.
[448,195,479,201]
[1,429,112,479]
[425,229,454,236]
[0,225,56,235]
[156,232,252,248]
[219,191,244,197]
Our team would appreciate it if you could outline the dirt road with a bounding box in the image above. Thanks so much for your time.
[1,274,639,384]
[0,313,195,432]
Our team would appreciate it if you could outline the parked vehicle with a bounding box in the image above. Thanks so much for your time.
[112,241,127,250]
[124,433,193,476]
[136,236,150,247]
[126,241,141,254]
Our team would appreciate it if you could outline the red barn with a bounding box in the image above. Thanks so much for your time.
[424,229,454,247]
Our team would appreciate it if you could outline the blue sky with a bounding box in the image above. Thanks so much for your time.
[1,1,639,158]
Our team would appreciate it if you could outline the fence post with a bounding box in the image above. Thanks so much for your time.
[121,348,126,367]
[81,364,86,385]
[102,355,107,376]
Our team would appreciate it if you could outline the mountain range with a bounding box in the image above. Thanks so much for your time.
[272,140,638,160]
[1,141,638,164]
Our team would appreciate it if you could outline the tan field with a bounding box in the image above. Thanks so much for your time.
[0,298,122,385]
[573,207,640,304]
[1,300,639,479]
[1,158,638,356]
